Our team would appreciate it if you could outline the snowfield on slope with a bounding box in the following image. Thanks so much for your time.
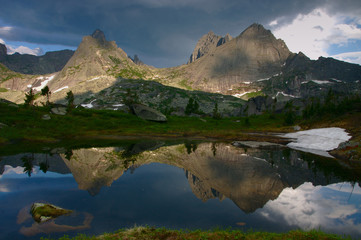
[282,127,351,158]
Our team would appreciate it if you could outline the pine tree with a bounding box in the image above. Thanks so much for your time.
[185,97,200,115]
[41,86,51,105]
[24,88,35,107]
[65,90,74,111]
[212,102,221,119]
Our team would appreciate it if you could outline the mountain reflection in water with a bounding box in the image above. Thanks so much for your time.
[0,140,360,239]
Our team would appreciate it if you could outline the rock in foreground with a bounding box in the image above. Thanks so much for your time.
[30,203,72,223]
[132,104,167,122]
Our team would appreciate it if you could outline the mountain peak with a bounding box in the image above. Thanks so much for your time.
[239,23,272,38]
[91,29,107,45]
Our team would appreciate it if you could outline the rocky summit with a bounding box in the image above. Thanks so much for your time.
[188,31,232,63]
[0,23,361,117]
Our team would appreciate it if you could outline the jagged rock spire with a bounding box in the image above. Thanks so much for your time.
[188,31,232,63]
[91,29,107,46]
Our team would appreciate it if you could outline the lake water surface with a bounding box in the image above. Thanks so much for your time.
[0,139,360,239]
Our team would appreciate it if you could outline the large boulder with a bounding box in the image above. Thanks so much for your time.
[51,107,67,115]
[30,203,72,223]
[131,104,167,122]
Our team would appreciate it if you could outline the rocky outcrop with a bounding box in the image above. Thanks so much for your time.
[91,29,107,46]
[30,203,72,223]
[188,31,232,63]
[129,54,143,65]
[131,103,167,122]
[87,78,245,117]
[0,43,74,75]
[51,107,67,115]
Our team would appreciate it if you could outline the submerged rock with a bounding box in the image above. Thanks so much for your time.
[30,203,72,223]
[131,104,167,122]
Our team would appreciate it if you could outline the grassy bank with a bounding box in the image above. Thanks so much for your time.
[0,103,291,144]
[1,101,361,161]
[41,226,351,240]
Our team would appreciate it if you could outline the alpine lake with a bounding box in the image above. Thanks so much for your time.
[1,138,361,240]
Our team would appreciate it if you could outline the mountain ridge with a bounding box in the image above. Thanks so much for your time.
[0,43,74,75]
[0,24,361,116]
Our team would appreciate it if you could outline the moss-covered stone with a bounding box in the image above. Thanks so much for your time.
[30,203,72,223]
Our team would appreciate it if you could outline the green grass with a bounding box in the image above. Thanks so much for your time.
[40,226,351,240]
[243,90,265,99]
[0,87,8,92]
[0,102,291,145]
[179,79,193,90]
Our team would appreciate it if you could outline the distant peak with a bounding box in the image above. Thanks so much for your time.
[91,29,107,43]
[240,23,272,38]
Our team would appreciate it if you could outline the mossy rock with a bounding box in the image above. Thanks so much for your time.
[30,203,73,223]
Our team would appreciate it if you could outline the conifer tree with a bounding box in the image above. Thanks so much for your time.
[24,88,35,107]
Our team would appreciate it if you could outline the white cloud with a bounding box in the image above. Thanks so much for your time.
[0,26,13,36]
[7,45,43,56]
[270,8,361,61]
[268,20,278,26]
[332,51,361,65]
[259,182,361,236]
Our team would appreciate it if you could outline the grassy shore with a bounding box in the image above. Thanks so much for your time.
[0,103,291,144]
[41,226,352,240]
[1,101,360,161]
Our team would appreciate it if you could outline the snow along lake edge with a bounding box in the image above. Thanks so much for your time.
[281,127,352,158]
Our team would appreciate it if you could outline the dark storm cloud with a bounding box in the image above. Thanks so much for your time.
[0,0,360,67]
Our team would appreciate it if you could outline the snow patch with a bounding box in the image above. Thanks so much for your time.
[87,76,101,82]
[330,78,342,83]
[53,86,69,93]
[312,80,332,84]
[243,81,251,84]
[276,91,298,98]
[27,84,32,88]
[233,91,256,98]
[273,73,282,77]
[282,127,351,158]
[113,104,124,107]
[256,77,271,82]
[81,99,97,109]
[33,75,55,91]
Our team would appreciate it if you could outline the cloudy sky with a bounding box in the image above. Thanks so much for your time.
[0,0,361,67]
